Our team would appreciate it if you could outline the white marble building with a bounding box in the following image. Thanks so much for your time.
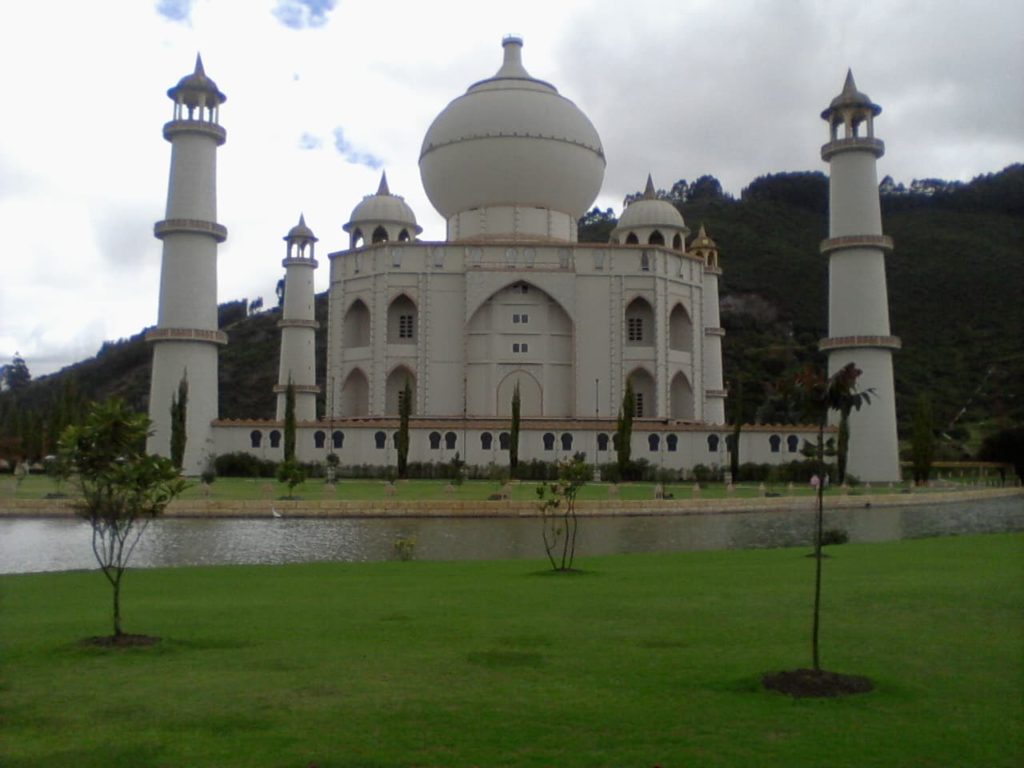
[148,39,898,480]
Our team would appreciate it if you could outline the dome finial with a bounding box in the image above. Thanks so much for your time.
[195,52,205,76]
[377,171,390,196]
[643,174,657,200]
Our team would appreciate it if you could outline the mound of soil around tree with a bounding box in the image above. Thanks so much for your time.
[762,668,873,698]
[80,634,161,648]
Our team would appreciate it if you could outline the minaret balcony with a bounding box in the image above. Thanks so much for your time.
[821,137,884,160]
[272,384,320,395]
[282,256,319,269]
[820,234,894,255]
[819,335,902,352]
[155,218,228,243]
[163,120,227,145]
[145,327,228,345]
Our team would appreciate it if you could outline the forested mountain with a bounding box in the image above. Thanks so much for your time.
[2,165,1020,461]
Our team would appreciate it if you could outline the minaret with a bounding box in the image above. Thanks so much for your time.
[275,215,319,421]
[820,71,901,481]
[691,225,727,424]
[147,55,227,475]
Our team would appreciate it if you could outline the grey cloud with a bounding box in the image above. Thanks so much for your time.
[333,128,383,170]
[155,0,195,23]
[273,0,338,30]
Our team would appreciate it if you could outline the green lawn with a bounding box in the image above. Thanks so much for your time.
[1,534,1021,767]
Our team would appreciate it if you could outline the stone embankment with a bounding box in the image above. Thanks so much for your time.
[2,487,1020,519]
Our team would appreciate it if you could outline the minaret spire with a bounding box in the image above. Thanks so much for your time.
[643,174,656,199]
[377,170,390,196]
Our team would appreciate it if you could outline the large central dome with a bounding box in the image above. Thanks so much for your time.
[419,37,605,240]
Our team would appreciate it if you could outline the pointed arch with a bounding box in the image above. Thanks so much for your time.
[625,296,654,346]
[351,228,364,249]
[385,365,415,416]
[627,367,656,418]
[648,230,664,246]
[625,232,639,245]
[669,303,693,353]
[496,370,542,417]
[398,229,411,242]
[670,371,694,420]
[371,225,388,244]
[340,368,369,416]
[672,233,683,250]
[343,299,370,347]
[387,293,417,344]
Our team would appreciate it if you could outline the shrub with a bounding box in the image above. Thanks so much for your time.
[214,452,277,478]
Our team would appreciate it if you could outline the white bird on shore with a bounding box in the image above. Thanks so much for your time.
[271,506,282,518]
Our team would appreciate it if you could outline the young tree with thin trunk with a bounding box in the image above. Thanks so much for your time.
[59,399,185,639]
[509,382,520,478]
[397,378,411,479]
[795,362,872,672]
[537,453,590,572]
[170,373,188,471]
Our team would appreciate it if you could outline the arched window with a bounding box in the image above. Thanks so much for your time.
[561,433,573,451]
[269,430,281,448]
[351,228,364,249]
[625,232,639,245]
[669,304,693,353]
[543,433,555,451]
[769,434,782,453]
[672,233,683,250]
[374,431,386,449]
[640,252,650,271]
[648,434,660,451]
[398,229,411,242]
[332,430,344,449]
[625,298,654,346]
[385,366,416,416]
[499,432,510,450]
[340,368,369,416]
[666,434,678,452]
[648,231,664,247]
[707,434,720,452]
[314,431,326,449]
[388,295,417,344]
[787,435,800,453]
[429,431,441,450]
[250,430,262,448]
[371,225,388,244]
[481,432,493,450]
[343,300,370,348]
[597,433,609,451]
[445,432,457,450]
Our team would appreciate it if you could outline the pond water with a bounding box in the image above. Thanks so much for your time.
[1,496,1021,575]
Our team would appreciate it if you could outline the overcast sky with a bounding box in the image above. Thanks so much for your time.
[1,0,1020,378]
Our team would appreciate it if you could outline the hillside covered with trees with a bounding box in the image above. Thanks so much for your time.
[2,165,1020,463]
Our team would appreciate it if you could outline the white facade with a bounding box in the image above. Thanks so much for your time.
[146,42,897,476]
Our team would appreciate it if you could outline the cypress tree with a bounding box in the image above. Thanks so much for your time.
[616,380,634,478]
[283,379,296,462]
[510,382,520,477]
[170,373,188,471]
[397,378,411,478]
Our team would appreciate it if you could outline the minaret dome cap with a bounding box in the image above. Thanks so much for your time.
[821,69,880,120]
[285,214,317,242]
[168,54,227,107]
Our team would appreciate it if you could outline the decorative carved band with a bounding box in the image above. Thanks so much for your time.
[819,335,902,351]
[155,219,228,243]
[272,384,320,395]
[277,319,320,329]
[704,327,726,336]
[145,327,228,345]
[282,257,319,268]
[820,234,894,254]
[821,137,884,160]
[163,120,227,145]
[706,389,729,398]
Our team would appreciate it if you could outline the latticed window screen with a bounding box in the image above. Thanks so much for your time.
[628,317,643,342]
[635,392,644,417]
[398,314,414,339]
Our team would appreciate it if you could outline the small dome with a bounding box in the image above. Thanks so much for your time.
[167,54,226,107]
[615,175,686,230]
[690,224,716,249]
[285,214,317,242]
[419,37,605,222]
[343,172,421,234]
[822,70,880,120]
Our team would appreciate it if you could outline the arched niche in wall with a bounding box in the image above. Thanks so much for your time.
[385,365,416,416]
[669,303,693,353]
[340,368,369,417]
[670,371,694,420]
[625,297,654,347]
[627,367,656,418]
[343,299,370,348]
[387,294,417,344]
